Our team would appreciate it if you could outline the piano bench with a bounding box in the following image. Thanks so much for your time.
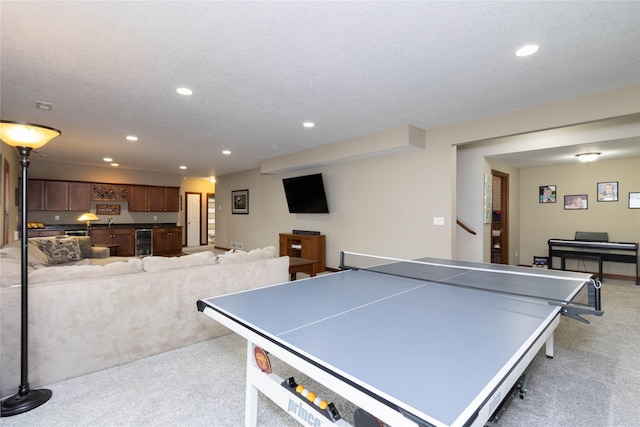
[560,254,603,282]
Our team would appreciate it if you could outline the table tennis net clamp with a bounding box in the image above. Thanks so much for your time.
[339,251,604,324]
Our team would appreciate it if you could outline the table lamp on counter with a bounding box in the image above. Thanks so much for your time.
[78,212,100,232]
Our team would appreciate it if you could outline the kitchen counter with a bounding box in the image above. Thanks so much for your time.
[43,223,178,232]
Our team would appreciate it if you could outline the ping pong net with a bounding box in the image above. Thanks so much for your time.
[339,251,603,322]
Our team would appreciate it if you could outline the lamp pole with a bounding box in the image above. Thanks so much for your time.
[0,121,61,416]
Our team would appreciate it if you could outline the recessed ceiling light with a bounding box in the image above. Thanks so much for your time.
[576,152,601,163]
[303,122,315,128]
[126,135,138,141]
[515,44,539,57]
[103,157,113,162]
[209,177,216,183]
[110,163,119,167]
[176,87,193,95]
[222,150,231,155]
[179,165,187,170]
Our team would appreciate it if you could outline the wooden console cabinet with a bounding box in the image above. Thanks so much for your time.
[279,233,326,272]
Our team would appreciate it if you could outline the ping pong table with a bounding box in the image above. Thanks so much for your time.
[197,252,602,427]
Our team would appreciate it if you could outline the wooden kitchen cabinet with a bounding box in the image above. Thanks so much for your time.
[91,228,135,257]
[129,185,179,212]
[29,180,90,211]
[27,179,45,210]
[153,226,182,256]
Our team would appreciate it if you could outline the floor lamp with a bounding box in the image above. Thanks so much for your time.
[0,120,61,416]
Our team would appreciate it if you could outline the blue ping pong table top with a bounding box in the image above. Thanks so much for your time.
[200,260,591,426]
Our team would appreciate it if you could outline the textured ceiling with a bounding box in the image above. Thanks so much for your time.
[1,1,639,177]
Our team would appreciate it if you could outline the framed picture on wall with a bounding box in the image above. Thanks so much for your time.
[231,189,249,214]
[564,194,588,210]
[539,185,556,203]
[629,192,640,209]
[597,181,618,202]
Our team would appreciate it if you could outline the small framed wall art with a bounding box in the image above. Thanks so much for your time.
[232,189,249,214]
[597,181,618,202]
[564,194,588,210]
[539,185,556,203]
[629,192,640,209]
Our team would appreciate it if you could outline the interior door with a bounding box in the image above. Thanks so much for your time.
[186,192,201,247]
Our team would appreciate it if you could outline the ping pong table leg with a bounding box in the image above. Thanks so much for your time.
[545,333,554,358]
[245,341,258,427]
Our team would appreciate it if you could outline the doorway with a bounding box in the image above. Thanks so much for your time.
[207,193,215,245]
[490,170,509,264]
[185,192,201,247]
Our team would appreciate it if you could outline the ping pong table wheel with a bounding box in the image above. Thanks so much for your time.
[354,408,383,427]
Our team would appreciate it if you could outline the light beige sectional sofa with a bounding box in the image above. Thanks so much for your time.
[0,245,289,398]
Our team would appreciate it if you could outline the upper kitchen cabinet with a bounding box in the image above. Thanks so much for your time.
[28,180,90,211]
[129,185,179,212]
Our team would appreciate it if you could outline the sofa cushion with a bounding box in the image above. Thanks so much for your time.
[215,246,277,264]
[29,258,143,284]
[2,240,50,266]
[38,237,83,264]
[141,251,216,272]
[69,236,93,258]
[0,258,32,287]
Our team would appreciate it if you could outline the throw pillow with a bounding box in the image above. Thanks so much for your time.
[38,237,83,264]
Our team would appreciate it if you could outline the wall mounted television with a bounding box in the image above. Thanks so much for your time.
[282,173,330,214]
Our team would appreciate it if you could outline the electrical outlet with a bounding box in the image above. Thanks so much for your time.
[154,216,157,220]
[54,215,60,221]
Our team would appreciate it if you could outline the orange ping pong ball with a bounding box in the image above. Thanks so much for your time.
[296,385,304,394]
[307,392,316,402]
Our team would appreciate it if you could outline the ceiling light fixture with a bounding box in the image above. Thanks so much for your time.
[0,120,61,416]
[126,136,138,141]
[103,157,113,162]
[179,165,187,170]
[176,87,193,95]
[110,163,119,167]
[209,177,216,183]
[303,122,315,128]
[576,152,601,163]
[222,150,231,155]
[515,44,539,57]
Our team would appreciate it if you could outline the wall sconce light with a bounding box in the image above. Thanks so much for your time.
[0,120,61,416]
[576,152,601,163]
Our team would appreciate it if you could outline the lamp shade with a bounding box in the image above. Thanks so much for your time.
[0,120,61,149]
[77,213,99,222]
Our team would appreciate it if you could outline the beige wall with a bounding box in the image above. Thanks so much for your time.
[218,86,639,270]
[216,141,455,269]
[1,144,20,243]
[520,157,640,276]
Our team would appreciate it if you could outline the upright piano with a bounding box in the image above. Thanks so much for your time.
[548,232,639,285]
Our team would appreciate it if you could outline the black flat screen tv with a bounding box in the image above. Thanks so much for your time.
[283,173,330,214]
